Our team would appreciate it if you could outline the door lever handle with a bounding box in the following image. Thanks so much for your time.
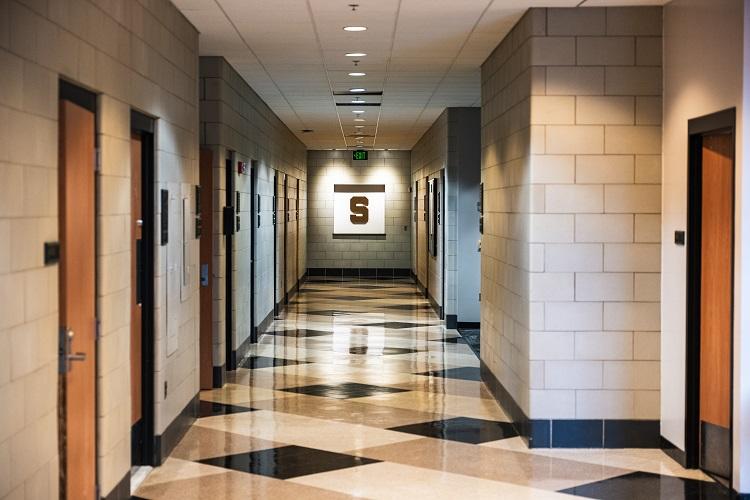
[60,328,87,373]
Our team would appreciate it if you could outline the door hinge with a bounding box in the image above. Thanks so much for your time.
[478,293,481,302]
[94,147,102,172]
[95,319,101,340]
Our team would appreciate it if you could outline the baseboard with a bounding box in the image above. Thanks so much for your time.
[154,393,199,464]
[212,364,226,389]
[255,308,275,338]
[480,361,659,449]
[427,291,443,319]
[101,469,131,500]
[660,435,687,467]
[445,314,457,329]
[457,322,480,329]
[307,267,411,279]
[234,332,255,364]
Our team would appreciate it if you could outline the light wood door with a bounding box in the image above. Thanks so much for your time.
[131,132,143,425]
[59,98,96,500]
[699,131,733,479]
[199,149,214,389]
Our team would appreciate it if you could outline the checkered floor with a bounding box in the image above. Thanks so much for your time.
[133,278,728,499]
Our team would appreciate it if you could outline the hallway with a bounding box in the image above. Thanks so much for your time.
[133,278,722,499]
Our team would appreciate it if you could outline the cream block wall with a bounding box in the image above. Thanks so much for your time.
[0,0,199,498]
[307,150,411,270]
[480,6,662,422]
[411,108,482,322]
[200,56,307,357]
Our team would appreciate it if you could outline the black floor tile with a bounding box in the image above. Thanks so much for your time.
[265,329,333,338]
[458,328,480,357]
[281,382,410,399]
[305,310,359,317]
[558,471,732,499]
[363,321,425,329]
[320,295,373,301]
[388,417,518,444]
[383,304,433,311]
[429,336,468,344]
[416,367,481,381]
[199,445,379,479]
[198,400,256,418]
[238,356,308,369]
[347,346,418,355]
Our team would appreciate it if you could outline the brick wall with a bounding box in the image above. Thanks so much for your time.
[481,7,662,422]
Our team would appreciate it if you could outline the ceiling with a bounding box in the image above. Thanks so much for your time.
[173,0,668,150]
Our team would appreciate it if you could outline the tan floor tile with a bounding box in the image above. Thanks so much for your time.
[250,394,443,428]
[354,390,509,421]
[136,467,356,500]
[289,461,574,499]
[351,437,632,491]
[169,426,279,461]
[200,384,297,405]
[193,409,422,453]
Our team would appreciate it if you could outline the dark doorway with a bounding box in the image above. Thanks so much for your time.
[686,108,735,486]
[58,80,97,500]
[130,111,156,466]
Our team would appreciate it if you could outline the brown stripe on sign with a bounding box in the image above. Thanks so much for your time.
[334,184,385,193]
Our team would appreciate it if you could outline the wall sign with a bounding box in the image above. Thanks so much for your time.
[333,184,385,235]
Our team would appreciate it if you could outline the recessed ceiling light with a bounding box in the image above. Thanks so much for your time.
[343,26,367,32]
[348,72,366,77]
[352,110,365,114]
[351,98,365,104]
[346,52,367,57]
[349,88,366,93]
[354,125,364,128]
[354,118,365,122]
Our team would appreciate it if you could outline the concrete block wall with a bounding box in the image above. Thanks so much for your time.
[480,7,662,422]
[0,0,200,497]
[411,108,482,322]
[307,150,411,270]
[200,56,307,360]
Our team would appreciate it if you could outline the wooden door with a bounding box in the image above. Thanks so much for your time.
[131,133,143,425]
[699,131,733,480]
[199,149,214,389]
[59,98,96,500]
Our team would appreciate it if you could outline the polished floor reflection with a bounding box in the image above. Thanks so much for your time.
[134,278,726,499]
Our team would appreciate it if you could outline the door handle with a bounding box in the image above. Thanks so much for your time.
[59,328,86,373]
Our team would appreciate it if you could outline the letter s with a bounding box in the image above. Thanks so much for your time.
[350,196,369,224]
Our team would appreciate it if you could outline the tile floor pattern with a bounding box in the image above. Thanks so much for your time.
[134,278,729,499]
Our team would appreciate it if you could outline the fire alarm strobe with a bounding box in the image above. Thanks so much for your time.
[237,161,248,175]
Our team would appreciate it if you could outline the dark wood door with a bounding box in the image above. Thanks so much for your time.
[59,98,96,500]
[199,149,214,389]
[131,133,143,425]
[699,131,734,480]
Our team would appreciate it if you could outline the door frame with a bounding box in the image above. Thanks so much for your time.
[130,110,157,466]
[283,173,289,304]
[273,171,278,315]
[685,107,736,478]
[225,151,236,370]
[250,160,257,342]
[58,79,98,499]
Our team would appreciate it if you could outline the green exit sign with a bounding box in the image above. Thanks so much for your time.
[353,150,368,161]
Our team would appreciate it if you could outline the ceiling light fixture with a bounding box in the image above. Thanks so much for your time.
[351,98,365,104]
[348,72,366,77]
[352,110,365,114]
[343,26,367,32]
[354,125,364,128]
[354,118,365,122]
[346,52,367,57]
[349,88,366,93]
